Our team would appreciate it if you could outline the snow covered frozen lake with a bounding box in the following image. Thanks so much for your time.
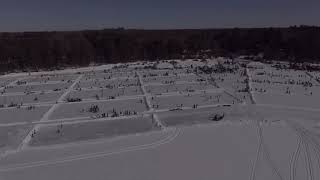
[1,58,320,180]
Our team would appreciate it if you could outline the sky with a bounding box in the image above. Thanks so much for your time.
[0,0,319,32]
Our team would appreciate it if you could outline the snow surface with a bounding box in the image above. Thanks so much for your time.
[0,58,320,180]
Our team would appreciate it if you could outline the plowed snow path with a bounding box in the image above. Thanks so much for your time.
[18,74,84,151]
[137,72,165,129]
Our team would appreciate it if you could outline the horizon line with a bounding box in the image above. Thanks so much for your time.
[1,25,319,33]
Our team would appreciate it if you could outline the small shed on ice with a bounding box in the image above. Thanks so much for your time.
[247,61,265,69]
[156,61,174,69]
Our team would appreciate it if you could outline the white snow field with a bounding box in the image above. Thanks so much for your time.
[0,59,320,180]
[0,92,63,106]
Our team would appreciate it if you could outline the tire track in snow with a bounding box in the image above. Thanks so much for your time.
[301,132,320,180]
[290,138,302,180]
[250,111,284,180]
[246,66,319,180]
[287,121,307,180]
[249,122,263,180]
[257,121,284,180]
[260,134,284,180]
[0,127,180,172]
[286,120,318,180]
[312,144,320,172]
[298,130,318,180]
[303,141,314,180]
[303,136,320,180]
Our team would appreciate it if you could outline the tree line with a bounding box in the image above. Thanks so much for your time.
[0,26,320,72]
